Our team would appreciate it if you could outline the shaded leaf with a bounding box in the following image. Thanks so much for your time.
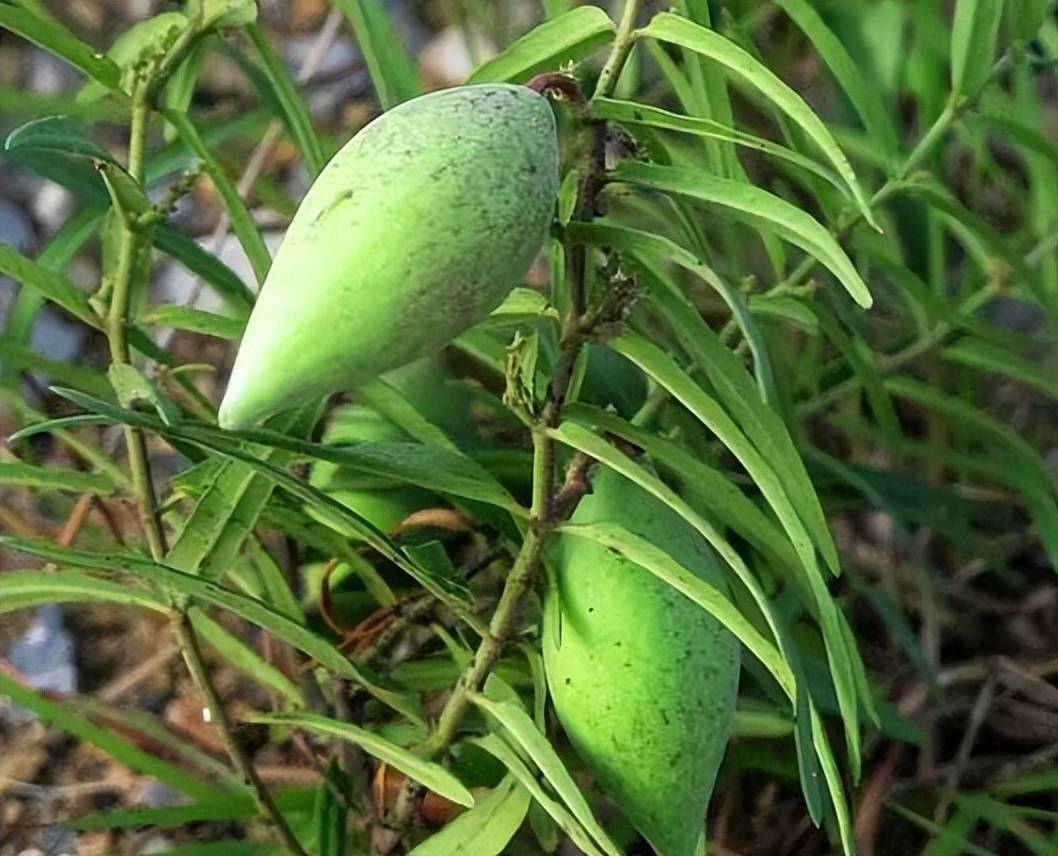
[0,535,419,720]
[248,711,473,807]
[951,0,1004,98]
[0,672,230,801]
[410,776,530,856]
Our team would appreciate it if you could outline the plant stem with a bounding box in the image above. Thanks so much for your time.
[106,77,307,856]
[107,83,165,560]
[595,0,640,99]
[175,615,308,856]
[422,525,548,757]
[796,283,1002,418]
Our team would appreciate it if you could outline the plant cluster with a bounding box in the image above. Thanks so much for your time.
[0,1,1054,855]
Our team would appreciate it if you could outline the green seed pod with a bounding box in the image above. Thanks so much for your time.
[309,404,433,534]
[543,467,740,856]
[219,84,559,430]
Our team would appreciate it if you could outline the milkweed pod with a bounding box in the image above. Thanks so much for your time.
[543,467,740,856]
[219,84,560,430]
[309,403,433,534]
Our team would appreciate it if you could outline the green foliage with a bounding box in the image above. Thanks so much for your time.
[0,1,1054,855]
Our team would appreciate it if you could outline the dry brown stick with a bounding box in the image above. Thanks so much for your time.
[56,492,94,547]
[934,675,998,824]
[98,643,179,703]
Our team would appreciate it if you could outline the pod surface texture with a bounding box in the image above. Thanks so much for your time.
[219,84,559,429]
[544,468,740,856]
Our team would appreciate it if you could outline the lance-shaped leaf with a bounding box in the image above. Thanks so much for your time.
[611,160,872,307]
[637,11,878,228]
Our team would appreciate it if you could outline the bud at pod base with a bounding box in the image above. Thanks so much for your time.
[219,84,559,430]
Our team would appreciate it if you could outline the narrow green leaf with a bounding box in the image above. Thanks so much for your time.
[0,460,115,494]
[774,0,900,159]
[68,789,315,830]
[153,223,255,316]
[162,108,271,285]
[0,672,228,800]
[0,569,163,615]
[569,221,777,403]
[885,376,1054,497]
[248,711,473,807]
[189,607,304,705]
[333,0,421,109]
[166,408,311,585]
[2,209,100,364]
[469,6,615,83]
[0,5,120,88]
[469,734,611,856]
[942,338,1056,399]
[470,693,623,856]
[956,795,1054,856]
[311,760,347,856]
[0,243,98,327]
[546,420,793,686]
[808,302,902,442]
[556,522,794,697]
[565,401,798,572]
[0,342,113,400]
[0,535,418,720]
[951,0,1004,98]
[410,776,530,856]
[749,294,819,334]
[611,161,872,307]
[358,378,459,452]
[5,114,109,159]
[605,333,862,776]
[244,22,325,177]
[142,305,246,340]
[637,11,877,227]
[593,97,850,195]
[810,705,855,855]
[898,803,991,856]
[47,388,479,618]
[794,682,824,823]
[587,230,840,574]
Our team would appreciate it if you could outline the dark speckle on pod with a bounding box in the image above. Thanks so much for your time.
[543,467,740,856]
[219,84,559,430]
